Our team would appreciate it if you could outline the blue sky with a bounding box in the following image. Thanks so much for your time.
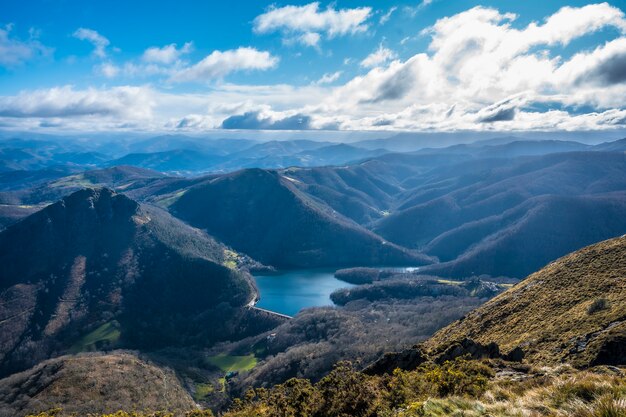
[1,0,626,132]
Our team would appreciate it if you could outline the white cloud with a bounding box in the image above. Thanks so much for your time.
[315,2,626,131]
[97,62,120,78]
[405,0,436,17]
[556,37,626,88]
[0,24,51,67]
[171,47,279,82]
[380,7,397,25]
[295,32,322,48]
[0,86,154,120]
[253,2,372,47]
[314,71,342,85]
[5,4,626,133]
[73,28,110,58]
[360,45,398,68]
[142,42,192,64]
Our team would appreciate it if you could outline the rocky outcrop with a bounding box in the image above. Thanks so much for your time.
[364,338,524,376]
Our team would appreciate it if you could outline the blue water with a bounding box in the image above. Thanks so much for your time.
[253,269,354,317]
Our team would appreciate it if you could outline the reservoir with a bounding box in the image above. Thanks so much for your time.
[253,269,354,317]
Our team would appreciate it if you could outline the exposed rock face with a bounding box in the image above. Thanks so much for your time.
[364,338,524,376]
[363,345,429,375]
[589,322,626,366]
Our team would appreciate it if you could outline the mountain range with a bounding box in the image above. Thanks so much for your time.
[0,132,625,415]
[0,137,625,276]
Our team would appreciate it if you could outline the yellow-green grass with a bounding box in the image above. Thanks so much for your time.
[205,354,257,373]
[193,383,215,401]
[436,279,463,286]
[49,177,94,189]
[222,249,240,270]
[218,377,227,392]
[155,190,187,208]
[70,321,121,353]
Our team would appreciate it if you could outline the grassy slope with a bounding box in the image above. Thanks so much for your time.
[69,322,121,353]
[425,235,626,366]
[206,354,257,373]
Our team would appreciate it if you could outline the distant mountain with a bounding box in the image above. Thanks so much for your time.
[280,163,404,225]
[0,165,167,206]
[276,152,476,225]
[593,137,626,152]
[425,235,626,367]
[352,132,504,152]
[0,188,277,376]
[211,143,389,172]
[50,151,110,166]
[0,352,195,417]
[226,140,332,159]
[104,140,387,174]
[415,139,590,159]
[127,134,257,155]
[0,167,78,191]
[171,168,430,268]
[0,148,47,171]
[109,149,223,173]
[0,141,109,172]
[374,152,626,277]
[422,192,626,278]
[291,143,388,165]
[353,133,451,152]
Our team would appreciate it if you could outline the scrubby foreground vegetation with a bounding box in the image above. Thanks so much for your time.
[223,360,626,417]
[24,359,626,417]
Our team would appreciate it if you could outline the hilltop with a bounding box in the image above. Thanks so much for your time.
[171,168,429,268]
[0,352,195,417]
[425,235,626,367]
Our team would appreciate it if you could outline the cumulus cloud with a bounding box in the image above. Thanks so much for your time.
[319,2,626,131]
[6,3,626,133]
[0,24,51,67]
[558,38,626,87]
[295,32,322,48]
[0,86,153,119]
[253,2,372,47]
[221,111,312,130]
[73,28,110,58]
[142,42,192,64]
[97,62,120,78]
[171,47,278,82]
[360,44,398,68]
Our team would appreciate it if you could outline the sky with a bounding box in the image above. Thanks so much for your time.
[1,0,626,133]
